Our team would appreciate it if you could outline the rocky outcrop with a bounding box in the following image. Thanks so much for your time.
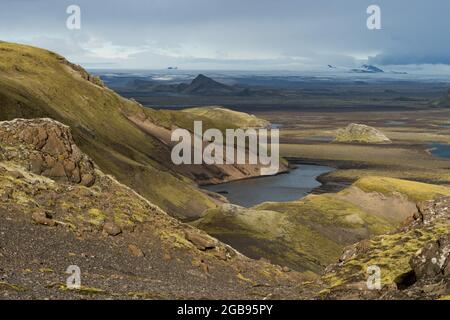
[321,197,450,300]
[335,123,391,144]
[0,118,96,186]
[410,234,450,280]
[60,57,105,87]
[184,229,218,251]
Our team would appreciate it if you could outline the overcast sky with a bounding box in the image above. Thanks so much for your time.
[1,0,450,72]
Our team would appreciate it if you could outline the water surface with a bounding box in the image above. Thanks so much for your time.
[428,142,450,158]
[203,164,334,207]
[385,120,406,126]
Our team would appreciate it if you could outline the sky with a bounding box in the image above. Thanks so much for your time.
[1,0,450,72]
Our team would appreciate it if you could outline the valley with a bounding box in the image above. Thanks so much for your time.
[1,41,450,300]
[98,68,450,293]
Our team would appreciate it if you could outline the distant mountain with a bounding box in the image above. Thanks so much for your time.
[106,72,285,98]
[351,64,385,73]
[349,64,409,75]
[126,74,262,96]
[181,74,236,95]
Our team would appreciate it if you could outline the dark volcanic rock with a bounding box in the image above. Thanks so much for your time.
[410,234,450,280]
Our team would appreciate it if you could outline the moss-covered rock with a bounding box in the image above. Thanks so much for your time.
[335,123,391,144]
[321,196,450,300]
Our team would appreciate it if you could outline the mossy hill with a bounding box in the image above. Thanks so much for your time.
[183,107,270,129]
[0,41,276,219]
[335,123,391,144]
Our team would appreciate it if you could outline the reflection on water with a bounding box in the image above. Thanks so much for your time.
[202,164,334,207]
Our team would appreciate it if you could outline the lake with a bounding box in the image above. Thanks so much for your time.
[202,164,334,207]
[428,142,450,159]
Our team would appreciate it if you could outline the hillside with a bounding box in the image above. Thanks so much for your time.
[194,176,450,274]
[0,118,305,299]
[183,106,270,129]
[0,41,281,220]
[1,119,448,299]
[434,88,450,107]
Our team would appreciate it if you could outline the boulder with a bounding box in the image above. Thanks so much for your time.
[103,222,122,236]
[0,118,96,186]
[410,233,450,279]
[31,210,56,226]
[184,229,217,251]
[128,244,144,257]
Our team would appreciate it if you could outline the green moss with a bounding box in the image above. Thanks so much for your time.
[195,196,393,273]
[354,176,450,202]
[113,211,135,229]
[131,211,146,223]
[159,230,193,249]
[76,208,106,227]
[49,282,106,295]
[236,273,256,285]
[195,183,402,273]
[334,123,391,144]
[127,291,166,299]
[258,194,392,234]
[0,281,26,292]
[322,219,450,289]
[182,107,270,130]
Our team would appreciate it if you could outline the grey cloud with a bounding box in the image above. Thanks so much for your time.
[1,0,449,70]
